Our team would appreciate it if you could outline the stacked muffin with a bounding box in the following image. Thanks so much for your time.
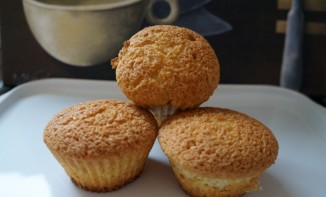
[44,25,278,196]
[44,100,158,192]
[158,108,278,197]
[111,25,220,125]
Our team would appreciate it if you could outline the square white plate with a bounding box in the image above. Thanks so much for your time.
[0,78,325,197]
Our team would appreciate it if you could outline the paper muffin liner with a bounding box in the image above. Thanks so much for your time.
[52,151,149,192]
[148,105,178,126]
[170,162,260,197]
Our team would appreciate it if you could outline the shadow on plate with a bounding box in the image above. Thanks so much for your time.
[247,171,291,197]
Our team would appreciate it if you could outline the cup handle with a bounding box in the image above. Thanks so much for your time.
[145,0,179,25]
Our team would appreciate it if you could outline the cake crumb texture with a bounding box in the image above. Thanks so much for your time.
[44,99,158,158]
[158,107,278,178]
[111,25,220,109]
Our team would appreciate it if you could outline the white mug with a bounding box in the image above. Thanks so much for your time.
[22,0,179,66]
[146,0,179,25]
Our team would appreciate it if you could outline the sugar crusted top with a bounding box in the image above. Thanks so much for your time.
[44,99,158,158]
[111,25,220,110]
[158,107,278,178]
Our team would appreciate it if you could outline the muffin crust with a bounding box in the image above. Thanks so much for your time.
[158,107,279,179]
[111,25,220,110]
[44,99,158,158]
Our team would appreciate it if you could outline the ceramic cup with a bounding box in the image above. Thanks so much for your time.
[22,0,179,66]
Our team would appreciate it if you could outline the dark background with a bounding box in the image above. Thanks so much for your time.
[206,0,326,99]
[0,0,325,102]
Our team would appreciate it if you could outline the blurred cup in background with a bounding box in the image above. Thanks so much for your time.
[22,0,179,66]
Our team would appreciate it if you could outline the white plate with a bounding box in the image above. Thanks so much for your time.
[0,78,325,197]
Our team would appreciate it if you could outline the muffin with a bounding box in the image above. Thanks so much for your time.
[111,25,220,125]
[158,107,278,197]
[43,99,158,192]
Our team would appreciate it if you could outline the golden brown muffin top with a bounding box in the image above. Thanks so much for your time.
[44,99,158,158]
[158,107,278,178]
[111,25,220,110]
